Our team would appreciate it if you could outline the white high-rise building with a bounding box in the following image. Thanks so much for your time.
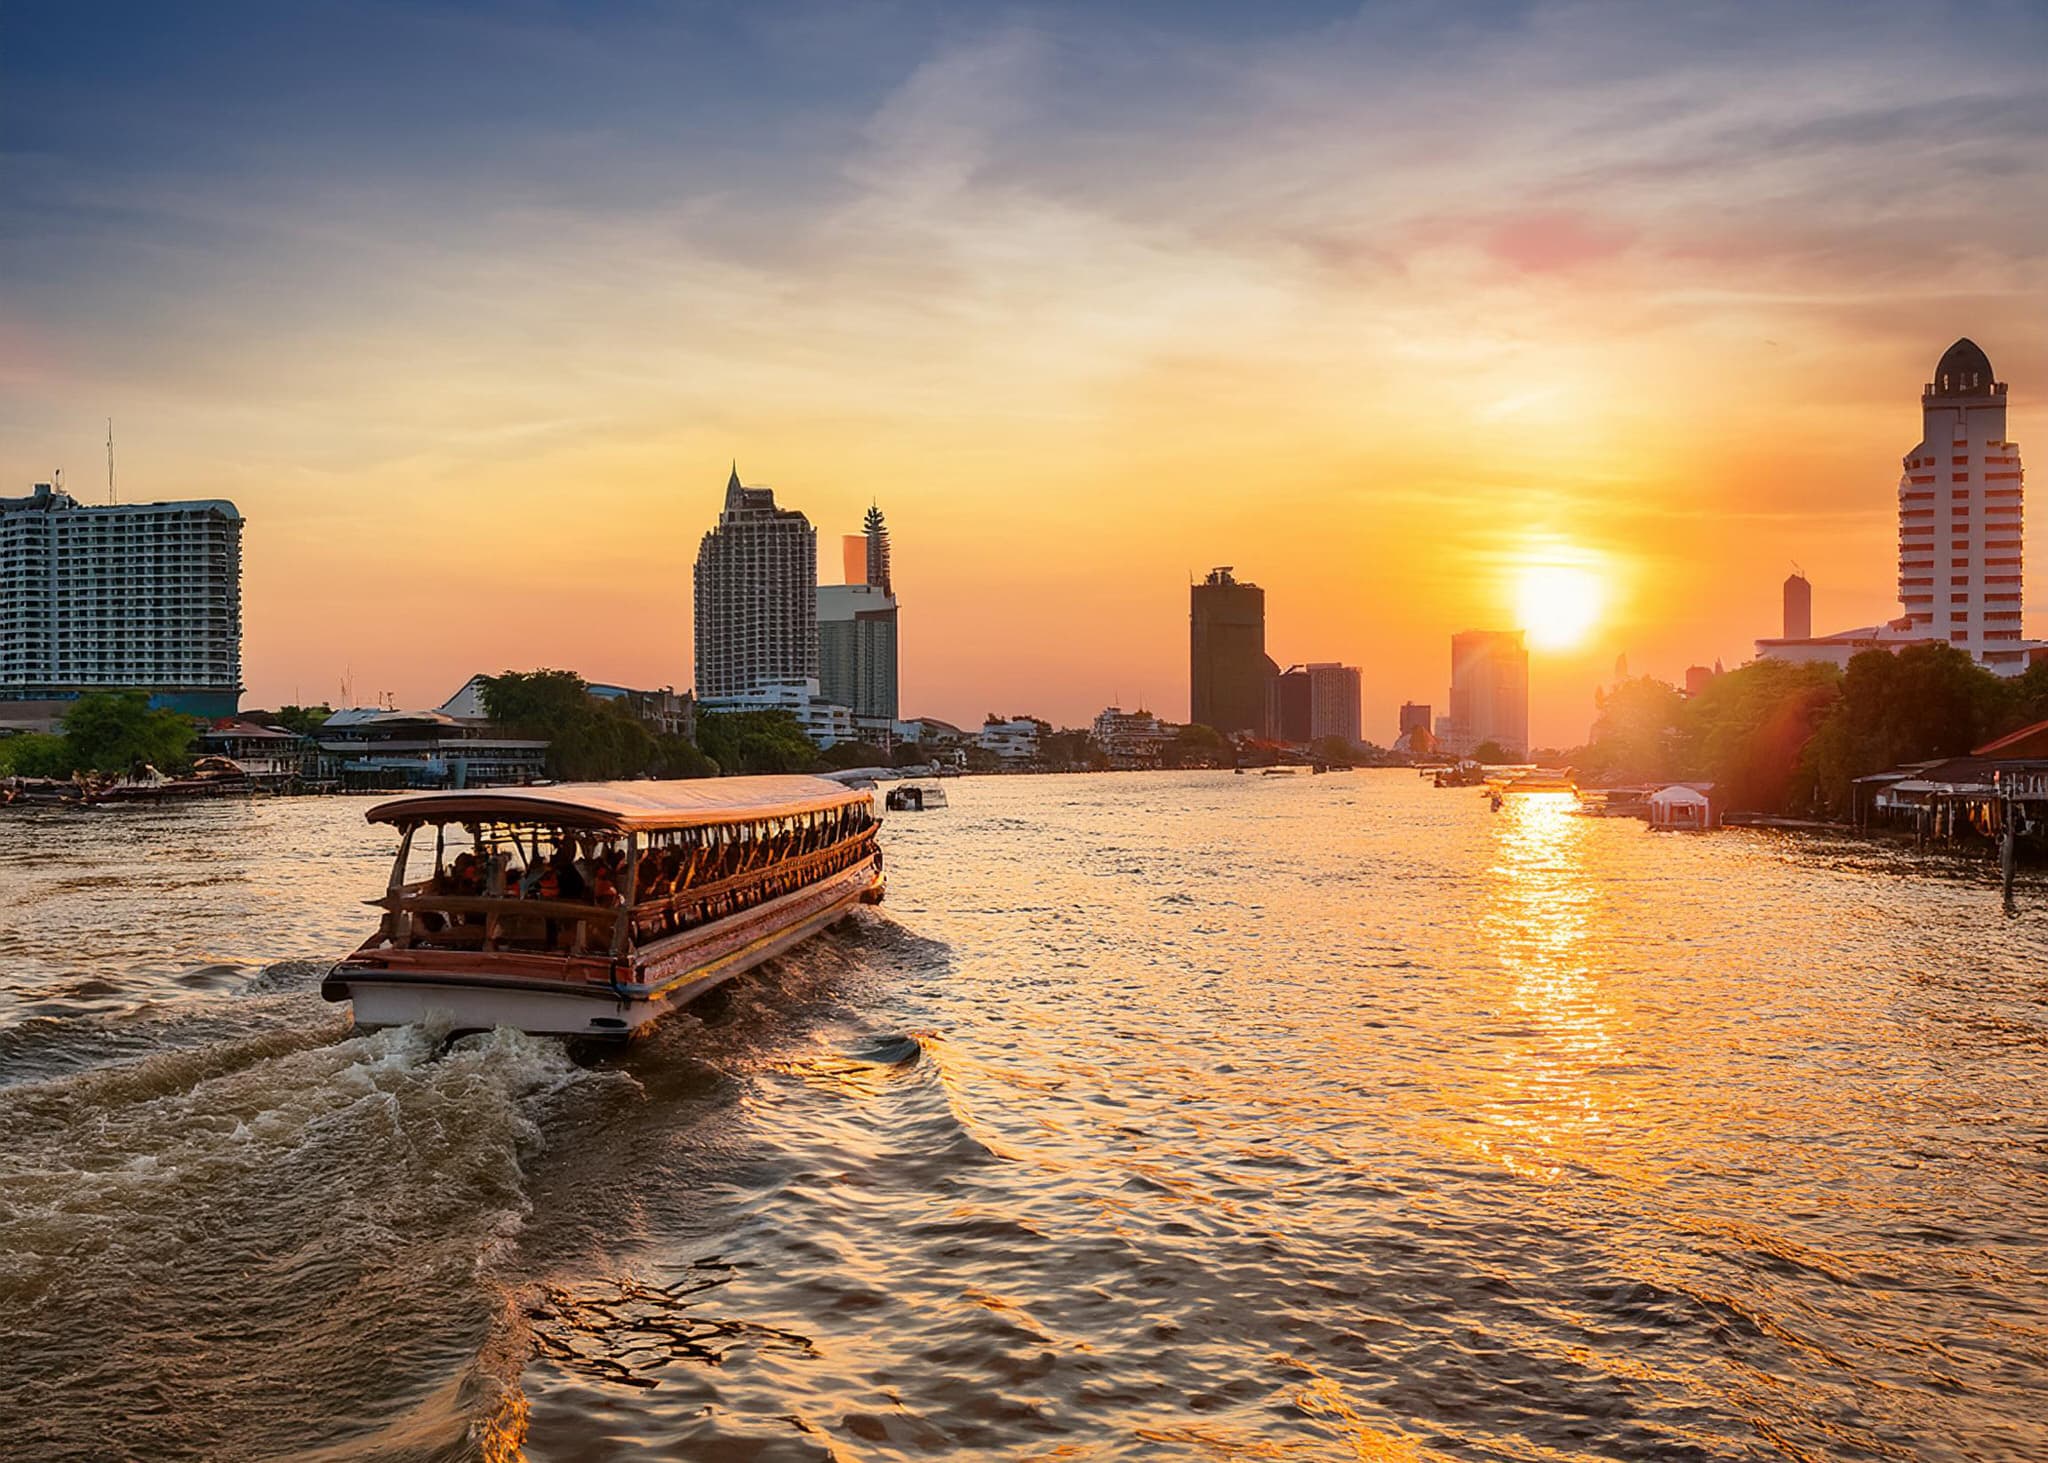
[1,483,243,715]
[692,465,864,747]
[1898,339,2036,673]
[693,465,818,700]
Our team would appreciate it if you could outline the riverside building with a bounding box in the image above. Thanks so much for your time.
[1756,339,2037,673]
[1783,571,1812,641]
[694,465,850,746]
[1896,339,2036,672]
[1093,706,1176,768]
[1443,631,1529,757]
[1270,662,1363,744]
[1308,663,1362,744]
[0,482,243,716]
[694,465,818,698]
[1190,567,1276,737]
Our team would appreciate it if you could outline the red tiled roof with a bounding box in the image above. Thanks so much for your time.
[1974,719,2048,758]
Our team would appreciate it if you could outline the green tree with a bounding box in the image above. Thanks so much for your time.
[1801,644,2015,814]
[61,691,197,774]
[479,669,596,737]
[1039,729,1108,770]
[0,733,73,777]
[1308,735,1361,767]
[1579,676,1685,780]
[1162,723,1233,768]
[2006,656,2048,728]
[270,704,335,736]
[654,735,716,779]
[480,668,693,780]
[1681,659,1840,814]
[693,711,819,775]
[819,740,889,771]
[890,740,929,768]
[1469,739,1519,764]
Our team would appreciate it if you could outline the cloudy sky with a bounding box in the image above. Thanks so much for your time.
[5,0,2046,742]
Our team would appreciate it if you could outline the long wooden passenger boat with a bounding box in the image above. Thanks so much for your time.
[322,776,884,1038]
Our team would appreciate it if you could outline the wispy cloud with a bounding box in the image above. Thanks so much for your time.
[2,0,2045,736]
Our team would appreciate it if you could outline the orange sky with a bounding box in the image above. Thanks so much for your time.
[5,3,2046,746]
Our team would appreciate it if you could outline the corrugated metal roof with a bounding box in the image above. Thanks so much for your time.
[366,775,869,831]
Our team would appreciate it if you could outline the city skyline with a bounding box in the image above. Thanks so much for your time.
[6,3,2048,744]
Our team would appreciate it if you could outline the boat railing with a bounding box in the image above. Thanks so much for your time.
[377,827,878,958]
[374,893,625,956]
[629,830,877,941]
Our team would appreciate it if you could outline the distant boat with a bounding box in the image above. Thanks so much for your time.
[89,756,253,803]
[1487,768,1577,795]
[0,776,86,807]
[885,784,947,812]
[1574,786,1654,819]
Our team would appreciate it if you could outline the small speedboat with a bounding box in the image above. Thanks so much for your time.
[885,784,947,812]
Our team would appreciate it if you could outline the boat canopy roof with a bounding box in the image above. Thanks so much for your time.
[366,775,869,833]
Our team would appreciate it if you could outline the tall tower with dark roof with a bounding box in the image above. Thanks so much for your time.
[1897,339,2033,673]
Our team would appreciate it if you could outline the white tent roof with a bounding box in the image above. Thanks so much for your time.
[1649,784,1710,806]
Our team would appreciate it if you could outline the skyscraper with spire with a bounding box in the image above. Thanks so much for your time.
[819,502,900,738]
[693,463,818,699]
[863,502,892,596]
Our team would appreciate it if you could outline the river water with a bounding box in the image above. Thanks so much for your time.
[1,771,2045,1461]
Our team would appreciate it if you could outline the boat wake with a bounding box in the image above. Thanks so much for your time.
[0,961,348,1092]
[0,1007,625,1460]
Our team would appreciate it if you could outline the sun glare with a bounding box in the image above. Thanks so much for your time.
[1515,563,1603,651]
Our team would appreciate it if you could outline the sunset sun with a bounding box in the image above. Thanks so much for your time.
[1515,563,1604,651]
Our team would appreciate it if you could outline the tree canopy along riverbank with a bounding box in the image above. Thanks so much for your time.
[0,691,198,778]
[1567,644,2048,816]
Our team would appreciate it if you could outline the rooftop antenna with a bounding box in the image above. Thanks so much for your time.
[106,419,116,504]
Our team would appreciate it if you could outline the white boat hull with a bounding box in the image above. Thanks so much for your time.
[326,860,880,1038]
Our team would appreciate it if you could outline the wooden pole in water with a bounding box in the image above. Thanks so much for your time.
[2002,793,2018,917]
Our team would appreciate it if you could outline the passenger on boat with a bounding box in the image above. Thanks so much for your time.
[420,852,473,932]
[551,846,588,901]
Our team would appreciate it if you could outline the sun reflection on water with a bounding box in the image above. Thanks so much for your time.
[1473,791,1621,1183]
